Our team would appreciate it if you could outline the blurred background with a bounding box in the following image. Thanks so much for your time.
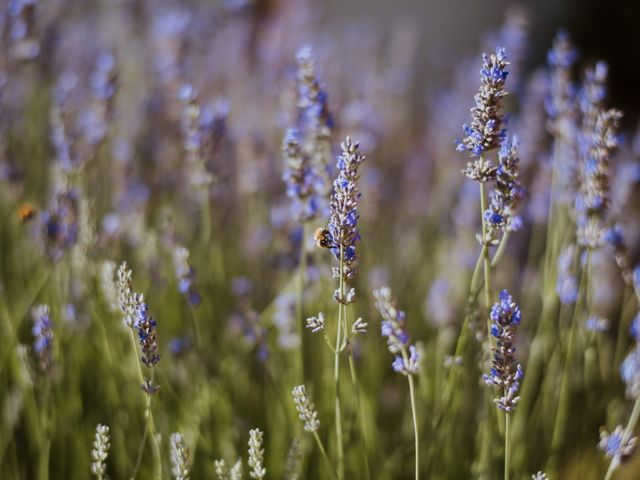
[2,0,640,479]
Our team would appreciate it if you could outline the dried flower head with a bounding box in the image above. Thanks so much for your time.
[292,385,320,432]
[170,432,191,480]
[248,428,266,479]
[306,312,325,333]
[90,424,110,479]
[116,261,144,327]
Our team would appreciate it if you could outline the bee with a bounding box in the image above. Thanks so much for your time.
[313,227,334,249]
[17,202,36,222]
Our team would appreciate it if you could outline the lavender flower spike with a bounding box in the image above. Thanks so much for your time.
[135,303,160,368]
[483,290,524,412]
[577,108,623,248]
[457,47,509,165]
[373,287,421,375]
[31,304,53,372]
[282,127,320,221]
[328,136,366,282]
[483,135,524,242]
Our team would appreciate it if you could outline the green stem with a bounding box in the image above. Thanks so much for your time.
[313,431,338,480]
[297,222,308,382]
[550,248,589,460]
[348,350,371,480]
[408,374,420,480]
[334,246,345,480]
[505,412,511,480]
[191,307,202,351]
[128,329,162,480]
[479,181,492,311]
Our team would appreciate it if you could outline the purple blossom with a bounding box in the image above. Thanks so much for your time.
[31,304,53,372]
[374,287,420,376]
[327,137,366,282]
[135,303,160,368]
[483,290,523,412]
[457,47,509,158]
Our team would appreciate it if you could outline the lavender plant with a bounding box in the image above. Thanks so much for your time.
[374,287,421,480]
[483,290,524,480]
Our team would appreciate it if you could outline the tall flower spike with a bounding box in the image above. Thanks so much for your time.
[546,30,578,132]
[90,424,110,479]
[179,84,213,190]
[577,109,623,248]
[117,261,144,327]
[282,127,320,222]
[135,303,160,368]
[483,290,524,412]
[483,135,524,242]
[531,473,548,480]
[374,287,421,375]
[170,433,191,480]
[546,31,580,207]
[248,428,266,479]
[292,385,320,432]
[328,136,366,282]
[457,47,509,163]
[31,304,53,372]
[296,45,333,198]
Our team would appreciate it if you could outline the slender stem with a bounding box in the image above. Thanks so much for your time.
[505,412,511,480]
[297,222,308,382]
[313,431,338,480]
[130,418,149,480]
[38,379,51,480]
[191,307,202,351]
[348,350,371,480]
[479,181,492,311]
[128,329,162,480]
[334,246,345,480]
[550,248,588,458]
[491,231,510,268]
[408,374,420,480]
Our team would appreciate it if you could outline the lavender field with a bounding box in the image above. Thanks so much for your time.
[1,1,640,479]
